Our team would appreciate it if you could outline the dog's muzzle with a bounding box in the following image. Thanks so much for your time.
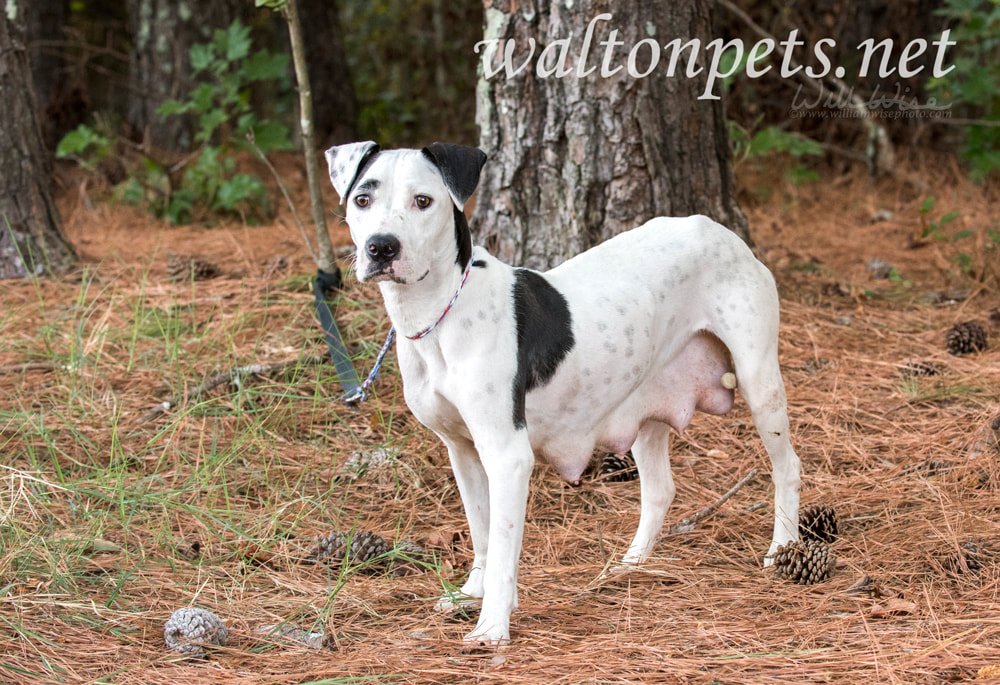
[361,233,403,281]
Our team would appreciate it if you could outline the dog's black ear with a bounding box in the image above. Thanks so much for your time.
[421,143,487,209]
[325,141,381,205]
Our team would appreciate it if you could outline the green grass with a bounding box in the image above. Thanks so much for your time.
[0,260,454,682]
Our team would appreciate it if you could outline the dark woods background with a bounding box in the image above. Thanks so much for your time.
[27,0,981,159]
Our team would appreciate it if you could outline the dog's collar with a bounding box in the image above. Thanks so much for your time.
[350,259,473,403]
[403,258,473,341]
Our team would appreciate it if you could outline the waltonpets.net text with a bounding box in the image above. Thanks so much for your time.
[475,13,957,101]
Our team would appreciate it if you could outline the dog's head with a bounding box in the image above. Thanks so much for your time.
[325,142,487,284]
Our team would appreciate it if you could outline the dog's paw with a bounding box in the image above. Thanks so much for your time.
[463,623,510,650]
[599,562,639,581]
[764,538,794,567]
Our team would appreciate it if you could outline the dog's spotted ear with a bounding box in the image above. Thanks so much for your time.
[421,143,487,209]
[325,141,381,205]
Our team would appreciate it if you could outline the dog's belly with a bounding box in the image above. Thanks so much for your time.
[516,216,758,482]
[526,332,734,482]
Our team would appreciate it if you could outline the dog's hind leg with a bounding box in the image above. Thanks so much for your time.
[620,420,676,567]
[435,435,489,609]
[739,355,801,563]
[714,288,801,564]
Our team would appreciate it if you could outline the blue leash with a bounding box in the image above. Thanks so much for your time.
[344,327,396,404]
[313,268,364,404]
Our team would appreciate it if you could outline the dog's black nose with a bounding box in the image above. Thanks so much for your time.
[365,233,401,265]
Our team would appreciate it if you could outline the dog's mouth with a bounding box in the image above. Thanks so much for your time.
[366,270,405,284]
[363,265,407,284]
[361,262,431,285]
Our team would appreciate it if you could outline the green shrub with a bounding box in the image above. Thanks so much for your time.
[57,19,290,225]
[928,0,1000,179]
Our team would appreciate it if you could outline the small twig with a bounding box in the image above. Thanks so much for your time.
[136,355,327,424]
[0,362,58,374]
[595,521,607,567]
[167,147,204,175]
[659,468,759,539]
[245,130,320,266]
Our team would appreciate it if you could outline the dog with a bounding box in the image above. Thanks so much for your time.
[325,141,801,647]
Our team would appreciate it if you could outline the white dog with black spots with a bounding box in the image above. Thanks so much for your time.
[326,141,802,647]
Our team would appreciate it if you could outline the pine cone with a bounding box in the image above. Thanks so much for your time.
[164,607,228,655]
[773,539,836,585]
[167,254,220,281]
[307,530,390,572]
[391,539,429,577]
[943,538,987,575]
[344,447,400,478]
[599,452,638,482]
[799,503,839,543]
[946,321,988,356]
[899,359,940,378]
[923,459,953,477]
[308,530,346,561]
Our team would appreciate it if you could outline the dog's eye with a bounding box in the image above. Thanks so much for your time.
[415,195,432,210]
[354,194,371,208]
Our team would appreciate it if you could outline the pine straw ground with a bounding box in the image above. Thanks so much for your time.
[1,156,999,684]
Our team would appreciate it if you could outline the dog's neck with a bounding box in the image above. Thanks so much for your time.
[378,258,471,340]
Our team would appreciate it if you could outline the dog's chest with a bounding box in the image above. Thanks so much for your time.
[396,341,471,440]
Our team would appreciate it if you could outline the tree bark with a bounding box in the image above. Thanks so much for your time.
[473,0,748,271]
[24,0,68,119]
[283,0,336,272]
[296,0,357,147]
[0,0,73,279]
[125,0,244,152]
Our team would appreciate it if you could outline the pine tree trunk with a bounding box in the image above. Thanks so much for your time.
[24,0,67,124]
[0,0,73,279]
[296,0,357,146]
[125,0,244,152]
[473,0,748,271]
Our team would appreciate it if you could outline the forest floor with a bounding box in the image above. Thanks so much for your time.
[1,153,999,684]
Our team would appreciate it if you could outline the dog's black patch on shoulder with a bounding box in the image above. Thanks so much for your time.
[511,269,575,430]
[453,206,473,269]
[472,259,487,268]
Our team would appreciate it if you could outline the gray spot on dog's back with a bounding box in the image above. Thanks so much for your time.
[604,341,617,354]
[597,322,608,332]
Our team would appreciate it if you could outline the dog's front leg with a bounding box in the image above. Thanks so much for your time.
[435,435,490,609]
[463,431,533,648]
